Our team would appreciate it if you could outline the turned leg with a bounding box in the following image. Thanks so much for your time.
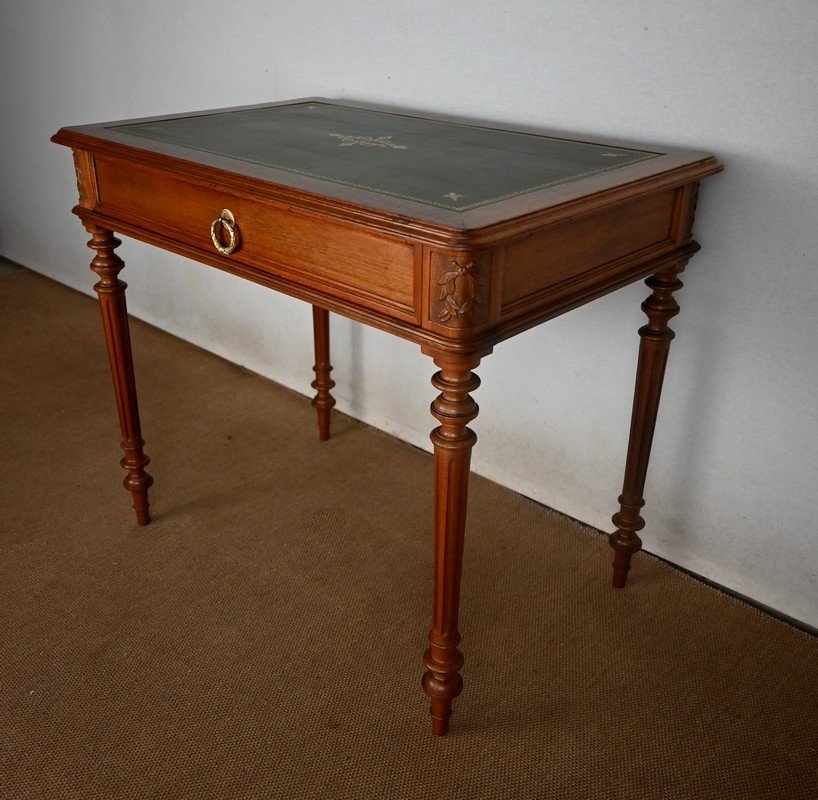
[422,351,481,735]
[610,264,685,587]
[311,306,335,441]
[87,226,153,525]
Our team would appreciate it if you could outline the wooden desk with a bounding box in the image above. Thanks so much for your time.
[53,98,722,735]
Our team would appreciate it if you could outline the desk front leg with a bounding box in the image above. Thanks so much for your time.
[87,226,153,525]
[422,350,481,736]
[610,264,684,587]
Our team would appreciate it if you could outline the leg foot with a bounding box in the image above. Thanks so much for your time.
[122,448,153,526]
[609,525,643,588]
[311,306,335,441]
[87,226,153,525]
[423,642,464,736]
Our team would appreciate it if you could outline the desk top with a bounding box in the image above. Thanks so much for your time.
[53,98,722,233]
[110,102,658,213]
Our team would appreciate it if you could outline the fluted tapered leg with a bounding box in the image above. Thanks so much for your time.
[311,306,335,441]
[422,351,480,735]
[610,264,685,587]
[87,226,153,525]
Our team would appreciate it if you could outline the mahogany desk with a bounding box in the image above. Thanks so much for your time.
[52,99,722,735]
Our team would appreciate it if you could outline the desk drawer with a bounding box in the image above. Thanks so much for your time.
[93,157,419,320]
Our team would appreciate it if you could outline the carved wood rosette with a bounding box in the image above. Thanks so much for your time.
[72,149,96,209]
[73,151,87,203]
[430,252,492,330]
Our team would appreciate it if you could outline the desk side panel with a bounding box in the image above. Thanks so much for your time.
[500,189,678,318]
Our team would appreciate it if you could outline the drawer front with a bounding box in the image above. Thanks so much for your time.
[93,158,419,320]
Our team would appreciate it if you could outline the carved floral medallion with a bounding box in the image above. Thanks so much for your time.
[72,151,87,202]
[435,257,488,325]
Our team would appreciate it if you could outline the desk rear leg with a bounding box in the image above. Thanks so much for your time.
[311,306,336,441]
[609,264,685,586]
[86,226,153,525]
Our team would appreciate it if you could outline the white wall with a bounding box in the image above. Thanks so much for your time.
[2,1,816,626]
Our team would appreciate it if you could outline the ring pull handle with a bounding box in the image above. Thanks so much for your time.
[210,209,239,255]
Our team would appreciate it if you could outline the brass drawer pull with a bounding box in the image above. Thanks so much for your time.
[210,208,238,255]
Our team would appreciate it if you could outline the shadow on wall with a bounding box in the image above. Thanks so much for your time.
[346,320,366,420]
[642,173,732,551]
[653,149,812,555]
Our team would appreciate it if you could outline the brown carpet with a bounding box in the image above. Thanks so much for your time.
[1,269,816,800]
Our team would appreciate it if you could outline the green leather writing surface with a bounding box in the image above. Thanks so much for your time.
[111,102,658,211]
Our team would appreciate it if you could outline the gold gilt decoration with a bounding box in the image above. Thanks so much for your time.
[444,192,463,201]
[600,152,626,158]
[329,133,407,150]
[437,259,481,323]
